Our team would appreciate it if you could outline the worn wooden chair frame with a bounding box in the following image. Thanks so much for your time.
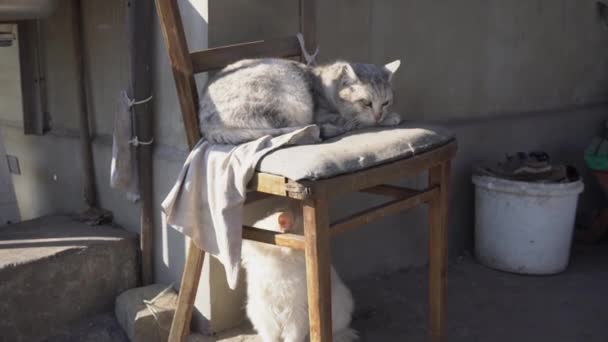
[155,0,456,341]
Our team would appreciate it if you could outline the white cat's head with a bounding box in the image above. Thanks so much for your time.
[253,203,303,235]
[276,208,303,234]
[332,60,400,125]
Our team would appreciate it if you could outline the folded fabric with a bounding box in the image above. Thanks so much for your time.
[161,125,320,289]
[110,92,140,201]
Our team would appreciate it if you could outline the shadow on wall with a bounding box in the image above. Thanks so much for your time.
[598,2,608,27]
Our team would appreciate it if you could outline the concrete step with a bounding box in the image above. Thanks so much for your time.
[0,215,139,342]
[114,284,178,342]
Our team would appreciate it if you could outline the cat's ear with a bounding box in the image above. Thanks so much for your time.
[384,60,401,81]
[277,211,294,233]
[340,63,358,86]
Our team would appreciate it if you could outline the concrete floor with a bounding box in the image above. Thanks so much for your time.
[43,314,129,342]
[210,242,608,342]
[44,242,608,341]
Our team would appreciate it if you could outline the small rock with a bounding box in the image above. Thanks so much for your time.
[115,284,178,342]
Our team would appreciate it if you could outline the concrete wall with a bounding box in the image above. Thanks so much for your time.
[0,29,21,224]
[209,0,608,275]
[0,30,23,124]
[0,129,19,224]
[211,0,608,119]
[0,0,607,335]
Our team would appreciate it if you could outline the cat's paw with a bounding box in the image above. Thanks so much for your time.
[381,112,402,126]
[320,123,347,139]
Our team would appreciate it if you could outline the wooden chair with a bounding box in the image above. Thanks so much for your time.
[155,0,457,341]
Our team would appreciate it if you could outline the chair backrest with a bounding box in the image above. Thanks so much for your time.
[155,0,317,149]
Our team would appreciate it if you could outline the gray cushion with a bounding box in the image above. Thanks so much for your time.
[257,122,455,180]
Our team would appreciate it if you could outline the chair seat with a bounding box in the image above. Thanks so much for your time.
[257,122,455,181]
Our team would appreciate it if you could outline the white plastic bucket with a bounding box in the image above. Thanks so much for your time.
[473,175,584,275]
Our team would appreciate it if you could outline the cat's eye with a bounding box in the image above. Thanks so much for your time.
[360,100,372,107]
[382,101,390,107]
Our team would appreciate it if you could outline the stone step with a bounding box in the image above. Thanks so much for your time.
[0,215,138,342]
[114,284,178,342]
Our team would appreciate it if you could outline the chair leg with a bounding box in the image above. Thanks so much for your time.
[168,240,205,342]
[302,197,333,342]
[428,162,450,342]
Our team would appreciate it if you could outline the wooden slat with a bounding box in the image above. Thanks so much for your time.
[155,1,204,340]
[155,0,200,148]
[128,0,155,286]
[190,36,301,73]
[303,195,332,342]
[428,162,451,342]
[169,241,204,342]
[243,191,274,205]
[331,187,438,237]
[73,0,97,208]
[243,226,304,250]
[318,141,457,199]
[247,174,311,199]
[360,184,420,199]
[249,172,288,196]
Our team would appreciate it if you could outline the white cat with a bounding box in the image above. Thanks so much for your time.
[242,203,357,342]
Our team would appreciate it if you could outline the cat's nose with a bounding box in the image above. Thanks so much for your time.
[374,112,383,122]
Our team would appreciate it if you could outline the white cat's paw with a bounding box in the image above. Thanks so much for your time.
[381,112,401,126]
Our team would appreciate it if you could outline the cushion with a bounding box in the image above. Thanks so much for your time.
[256,122,455,180]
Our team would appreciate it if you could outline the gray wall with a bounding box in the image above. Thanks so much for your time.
[211,0,608,120]
[0,28,21,223]
[0,0,607,335]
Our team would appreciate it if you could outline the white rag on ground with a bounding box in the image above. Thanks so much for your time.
[161,125,320,289]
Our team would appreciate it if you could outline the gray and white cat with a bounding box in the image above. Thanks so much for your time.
[242,201,357,342]
[199,58,401,144]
